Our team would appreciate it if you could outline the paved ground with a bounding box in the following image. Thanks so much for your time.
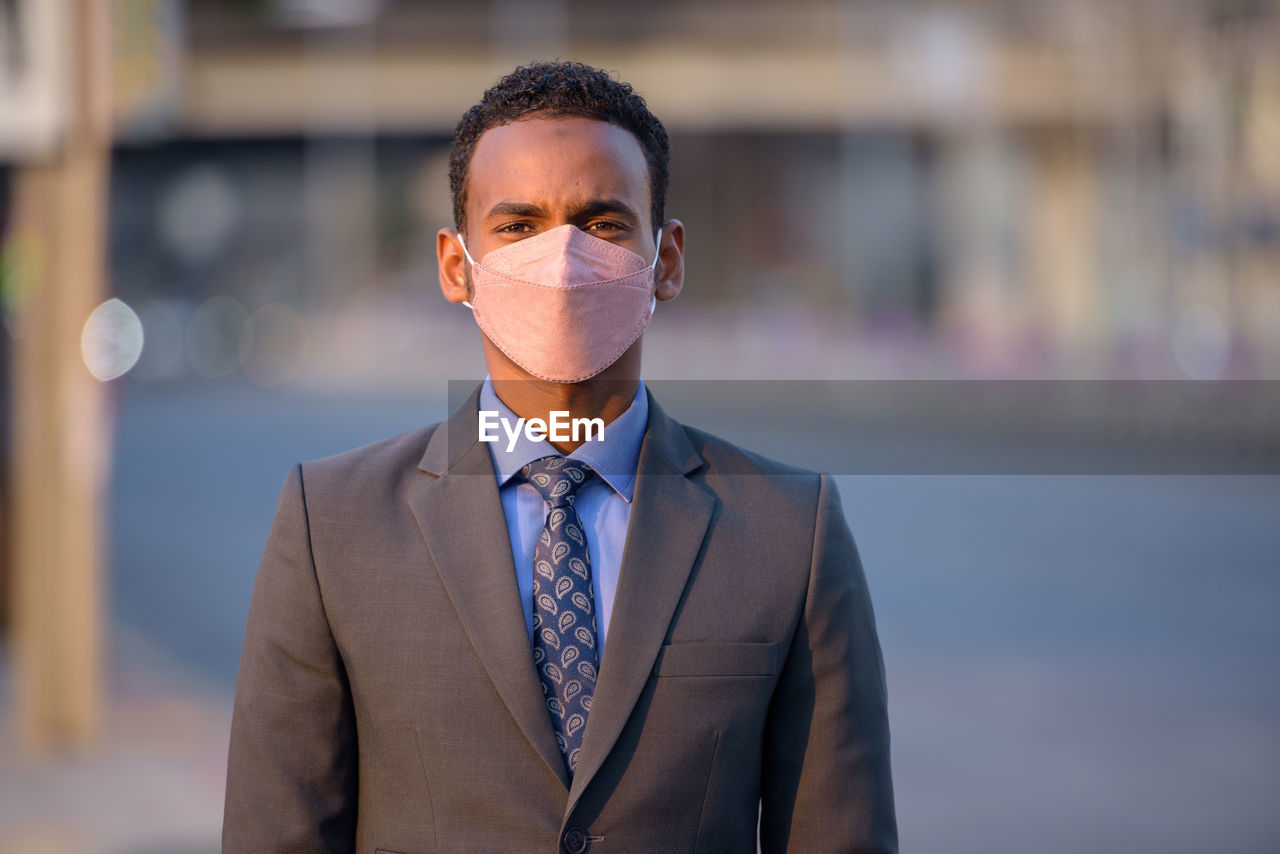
[2,376,1278,853]
[0,630,229,854]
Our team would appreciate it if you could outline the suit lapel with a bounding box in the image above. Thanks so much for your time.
[408,387,571,790]
[567,392,716,811]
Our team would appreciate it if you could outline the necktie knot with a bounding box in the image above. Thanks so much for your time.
[519,456,596,507]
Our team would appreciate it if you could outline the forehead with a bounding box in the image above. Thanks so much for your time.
[466,115,651,217]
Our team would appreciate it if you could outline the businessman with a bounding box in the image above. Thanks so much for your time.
[224,61,896,853]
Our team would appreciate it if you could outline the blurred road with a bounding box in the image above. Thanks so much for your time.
[5,378,1277,853]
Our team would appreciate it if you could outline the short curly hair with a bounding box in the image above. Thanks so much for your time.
[449,61,670,236]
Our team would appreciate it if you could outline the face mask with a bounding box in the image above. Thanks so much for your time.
[457,224,661,384]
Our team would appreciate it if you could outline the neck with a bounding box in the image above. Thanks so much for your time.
[486,340,642,454]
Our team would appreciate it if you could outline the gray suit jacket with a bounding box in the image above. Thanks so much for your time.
[223,388,896,853]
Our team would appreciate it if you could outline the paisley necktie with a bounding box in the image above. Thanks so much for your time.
[519,455,600,775]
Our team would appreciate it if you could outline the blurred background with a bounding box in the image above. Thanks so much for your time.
[1,0,1278,852]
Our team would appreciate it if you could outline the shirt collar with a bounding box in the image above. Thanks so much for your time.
[479,377,648,503]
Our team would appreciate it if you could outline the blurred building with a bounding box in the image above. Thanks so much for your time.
[92,0,1280,382]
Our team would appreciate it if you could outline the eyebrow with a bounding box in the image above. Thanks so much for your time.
[484,200,546,220]
[571,198,640,222]
[482,197,641,223]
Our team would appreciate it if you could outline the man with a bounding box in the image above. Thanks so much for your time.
[224,61,896,853]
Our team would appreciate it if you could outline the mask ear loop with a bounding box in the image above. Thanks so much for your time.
[456,233,476,309]
[648,231,662,315]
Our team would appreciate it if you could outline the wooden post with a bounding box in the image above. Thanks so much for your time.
[8,0,111,750]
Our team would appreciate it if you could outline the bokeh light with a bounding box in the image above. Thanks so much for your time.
[1172,303,1230,380]
[131,298,187,381]
[238,303,311,387]
[157,164,240,266]
[80,298,144,381]
[185,295,249,379]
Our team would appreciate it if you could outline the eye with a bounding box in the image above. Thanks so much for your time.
[585,220,625,235]
[496,222,534,235]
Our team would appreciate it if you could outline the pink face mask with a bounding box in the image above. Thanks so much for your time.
[458,224,661,383]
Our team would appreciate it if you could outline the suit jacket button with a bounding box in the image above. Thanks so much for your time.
[562,828,587,853]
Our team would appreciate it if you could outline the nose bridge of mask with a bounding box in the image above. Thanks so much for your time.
[457,226,662,308]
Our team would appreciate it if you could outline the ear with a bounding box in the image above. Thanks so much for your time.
[654,219,685,302]
[437,228,471,304]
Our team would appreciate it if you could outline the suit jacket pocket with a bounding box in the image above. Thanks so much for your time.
[652,642,779,678]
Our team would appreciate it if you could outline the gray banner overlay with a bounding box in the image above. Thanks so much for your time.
[447,380,1280,475]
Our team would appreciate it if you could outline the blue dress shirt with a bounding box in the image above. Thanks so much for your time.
[479,377,648,657]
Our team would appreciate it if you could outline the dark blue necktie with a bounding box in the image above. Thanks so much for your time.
[520,455,600,776]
